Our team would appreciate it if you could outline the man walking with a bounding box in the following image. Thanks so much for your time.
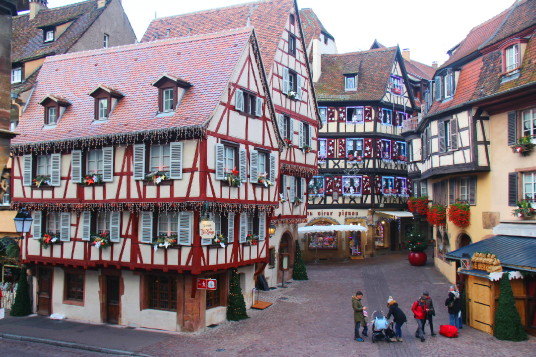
[421,290,436,336]
[411,295,427,342]
[352,291,367,342]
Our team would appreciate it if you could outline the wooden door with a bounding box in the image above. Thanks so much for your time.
[106,276,120,324]
[468,275,493,334]
[37,267,52,316]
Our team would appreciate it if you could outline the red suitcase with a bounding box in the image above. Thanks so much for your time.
[439,324,459,338]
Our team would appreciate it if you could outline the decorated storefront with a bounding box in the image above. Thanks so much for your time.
[373,211,415,252]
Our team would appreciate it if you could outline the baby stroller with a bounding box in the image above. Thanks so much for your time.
[371,311,395,343]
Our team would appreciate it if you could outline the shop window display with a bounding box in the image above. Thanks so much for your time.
[308,232,337,249]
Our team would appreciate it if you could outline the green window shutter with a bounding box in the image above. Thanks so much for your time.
[508,172,518,206]
[507,111,517,146]
[469,177,477,205]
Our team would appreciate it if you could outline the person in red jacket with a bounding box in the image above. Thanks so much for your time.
[411,295,427,342]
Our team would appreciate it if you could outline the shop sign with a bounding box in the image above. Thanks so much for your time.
[197,278,217,290]
[199,220,215,239]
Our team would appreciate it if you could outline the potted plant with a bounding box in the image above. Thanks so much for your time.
[213,234,227,247]
[302,144,312,153]
[279,193,287,203]
[145,170,169,184]
[82,174,103,186]
[153,234,177,250]
[245,233,258,245]
[39,233,61,249]
[408,196,429,216]
[448,202,471,228]
[283,138,293,147]
[511,136,535,156]
[287,90,297,99]
[33,175,51,188]
[293,197,302,206]
[225,167,241,187]
[91,231,111,248]
[404,223,428,266]
[427,204,447,226]
[257,173,273,187]
[512,200,535,219]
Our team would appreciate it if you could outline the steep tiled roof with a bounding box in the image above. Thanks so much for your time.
[299,8,333,48]
[12,0,107,63]
[141,0,294,73]
[12,28,253,146]
[315,47,397,102]
[404,59,435,81]
[485,0,536,47]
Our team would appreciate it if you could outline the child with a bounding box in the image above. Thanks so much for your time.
[362,310,369,337]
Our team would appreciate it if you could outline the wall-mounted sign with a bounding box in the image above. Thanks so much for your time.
[197,278,217,290]
[199,220,215,239]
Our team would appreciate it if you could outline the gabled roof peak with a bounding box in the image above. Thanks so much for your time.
[39,94,71,106]
[89,85,124,98]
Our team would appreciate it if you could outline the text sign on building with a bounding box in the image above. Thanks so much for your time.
[197,278,217,290]
[199,220,216,239]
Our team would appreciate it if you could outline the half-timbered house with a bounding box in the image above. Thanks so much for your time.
[142,0,319,288]
[11,27,286,332]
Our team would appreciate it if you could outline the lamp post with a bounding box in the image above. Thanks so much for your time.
[14,208,33,237]
[268,224,276,238]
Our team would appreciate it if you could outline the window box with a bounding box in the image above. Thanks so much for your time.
[145,170,170,185]
[301,144,312,153]
[91,231,112,248]
[426,204,447,226]
[153,234,178,250]
[33,175,51,188]
[512,200,535,219]
[256,173,273,188]
[287,90,297,99]
[245,233,259,245]
[511,136,535,156]
[225,169,242,187]
[39,233,61,248]
[82,174,103,186]
[212,234,227,247]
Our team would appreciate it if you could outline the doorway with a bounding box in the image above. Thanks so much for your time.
[37,267,52,316]
[105,275,120,324]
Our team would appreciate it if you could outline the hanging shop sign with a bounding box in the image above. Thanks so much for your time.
[199,220,216,239]
[197,278,217,290]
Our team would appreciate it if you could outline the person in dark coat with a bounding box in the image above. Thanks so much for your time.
[445,290,462,328]
[421,290,436,336]
[411,295,427,342]
[352,291,367,342]
[386,296,407,342]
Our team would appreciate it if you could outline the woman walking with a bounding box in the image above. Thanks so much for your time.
[386,296,407,342]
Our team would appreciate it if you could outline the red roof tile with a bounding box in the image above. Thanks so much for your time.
[12,28,253,146]
[404,58,435,80]
[299,8,333,48]
[141,0,294,73]
[485,0,536,47]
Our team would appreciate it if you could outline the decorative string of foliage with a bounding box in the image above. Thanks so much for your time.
[292,241,308,280]
[227,268,248,321]
[10,271,32,316]
[448,202,471,228]
[494,273,527,341]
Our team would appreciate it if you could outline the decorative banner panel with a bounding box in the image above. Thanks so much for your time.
[327,107,337,122]
[364,106,373,122]
[376,139,383,159]
[325,176,334,194]
[364,138,374,158]
[375,176,383,195]
[337,107,346,122]
[327,139,336,158]
[332,176,342,195]
[362,175,371,194]
[338,138,346,158]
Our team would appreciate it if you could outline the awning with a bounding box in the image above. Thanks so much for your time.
[446,235,536,272]
[298,224,368,234]
[375,211,414,218]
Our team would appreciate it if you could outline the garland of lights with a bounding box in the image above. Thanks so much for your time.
[280,163,318,178]
[271,217,307,224]
[11,125,207,155]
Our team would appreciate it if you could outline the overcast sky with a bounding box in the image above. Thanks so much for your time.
[44,0,515,66]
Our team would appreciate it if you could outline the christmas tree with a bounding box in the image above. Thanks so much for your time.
[493,272,527,341]
[292,241,308,280]
[10,271,32,316]
[226,268,248,321]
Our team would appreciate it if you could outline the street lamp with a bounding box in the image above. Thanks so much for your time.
[14,208,33,236]
[268,224,276,237]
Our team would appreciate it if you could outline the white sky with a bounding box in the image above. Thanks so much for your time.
[45,0,515,66]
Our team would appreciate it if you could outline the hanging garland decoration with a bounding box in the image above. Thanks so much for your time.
[280,163,318,178]
[271,217,307,225]
[448,202,470,228]
[427,204,447,226]
[11,125,207,155]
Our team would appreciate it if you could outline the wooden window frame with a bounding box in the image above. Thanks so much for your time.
[288,70,298,93]
[288,32,296,57]
[521,108,536,140]
[344,74,357,91]
[155,78,179,113]
[346,106,364,124]
[504,43,520,73]
[103,33,109,48]
[44,103,59,125]
[86,149,104,176]
[63,269,85,305]
[242,90,257,116]
[11,67,22,84]
[43,28,55,43]
[205,272,228,309]
[143,273,178,311]
[521,171,536,203]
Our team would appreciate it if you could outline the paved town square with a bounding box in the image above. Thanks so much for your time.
[1,253,534,357]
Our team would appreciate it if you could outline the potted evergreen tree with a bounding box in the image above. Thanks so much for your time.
[404,222,428,266]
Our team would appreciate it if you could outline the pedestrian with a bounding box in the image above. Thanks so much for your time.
[352,290,367,342]
[421,290,436,336]
[362,310,369,337]
[411,295,427,342]
[445,289,462,329]
[456,282,464,329]
[386,296,407,342]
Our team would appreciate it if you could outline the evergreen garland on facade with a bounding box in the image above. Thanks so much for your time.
[226,268,248,321]
[292,241,308,280]
[10,271,32,316]
[493,273,527,341]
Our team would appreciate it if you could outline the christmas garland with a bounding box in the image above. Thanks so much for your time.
[448,202,471,228]
[271,217,307,224]
[280,163,318,178]
[427,204,447,226]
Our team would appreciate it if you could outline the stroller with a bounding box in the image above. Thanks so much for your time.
[371,311,395,343]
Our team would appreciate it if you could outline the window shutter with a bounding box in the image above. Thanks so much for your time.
[307,125,312,147]
[250,150,259,183]
[296,75,302,100]
[434,76,442,101]
[282,67,290,94]
[450,118,459,150]
[81,211,91,241]
[301,178,306,200]
[508,172,518,206]
[277,113,285,138]
[227,213,235,243]
[239,148,247,184]
[449,179,456,204]
[133,144,146,180]
[438,121,446,152]
[23,154,33,187]
[258,213,266,241]
[289,176,296,202]
[110,211,121,243]
[255,97,263,117]
[269,153,277,182]
[32,211,42,239]
[469,177,477,205]
[299,122,304,148]
[50,153,61,186]
[239,213,248,243]
[71,150,82,183]
[289,118,294,141]
[60,212,71,242]
[102,146,114,182]
[169,142,183,179]
[235,89,244,112]
[140,211,153,243]
[215,143,225,180]
[507,111,517,146]
[178,211,193,245]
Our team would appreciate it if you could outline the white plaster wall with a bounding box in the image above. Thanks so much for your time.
[205,306,226,327]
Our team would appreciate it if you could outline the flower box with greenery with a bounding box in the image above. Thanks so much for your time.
[396,155,407,163]
[33,175,51,188]
[301,145,312,153]
[511,136,535,156]
[91,231,111,248]
[293,197,302,206]
[212,234,227,247]
[512,200,535,219]
[408,196,429,216]
[225,167,241,187]
[287,90,297,99]
[153,234,178,250]
[39,233,61,249]
[257,173,273,188]
[427,204,447,226]
[279,193,287,203]
[448,202,471,228]
[283,138,293,147]
[82,173,103,186]
[347,153,363,162]
[145,170,169,185]
[245,233,258,245]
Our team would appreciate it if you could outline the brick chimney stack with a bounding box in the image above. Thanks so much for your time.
[432,61,438,69]
[97,0,106,8]
[402,48,410,61]
[29,0,47,20]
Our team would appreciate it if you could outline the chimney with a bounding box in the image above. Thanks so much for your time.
[402,48,410,61]
[432,61,438,69]
[29,0,47,20]
[97,0,106,9]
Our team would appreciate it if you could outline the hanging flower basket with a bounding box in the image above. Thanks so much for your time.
[213,234,227,247]
[145,171,169,184]
[512,200,535,219]
[427,204,447,226]
[39,233,61,249]
[33,175,51,188]
[153,234,177,250]
[91,231,111,248]
[408,196,429,215]
[83,173,103,186]
[448,202,471,228]
[511,136,535,156]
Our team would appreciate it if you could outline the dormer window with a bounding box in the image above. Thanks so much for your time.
[44,28,55,43]
[11,67,22,84]
[344,74,357,91]
[47,107,57,124]
[152,74,192,114]
[505,44,520,72]
[434,69,456,101]
[89,85,124,121]
[500,38,528,75]
[103,33,109,48]
[39,95,71,126]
